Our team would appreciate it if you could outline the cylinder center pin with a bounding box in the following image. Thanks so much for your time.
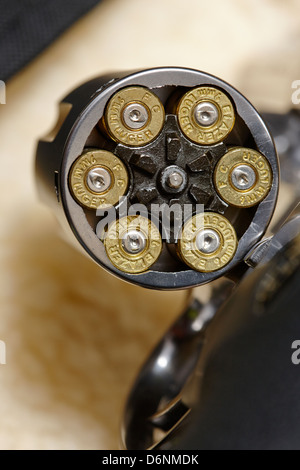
[160,165,187,194]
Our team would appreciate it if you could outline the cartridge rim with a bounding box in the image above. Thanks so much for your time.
[178,212,237,272]
[69,149,128,210]
[104,215,162,274]
[214,147,273,208]
[103,86,165,147]
[177,86,235,145]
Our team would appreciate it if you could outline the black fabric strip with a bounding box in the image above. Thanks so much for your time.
[0,0,101,81]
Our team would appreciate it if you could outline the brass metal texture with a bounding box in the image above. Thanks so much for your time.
[214,147,272,208]
[69,149,128,209]
[177,86,235,145]
[178,212,237,272]
[104,215,162,274]
[104,86,165,146]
